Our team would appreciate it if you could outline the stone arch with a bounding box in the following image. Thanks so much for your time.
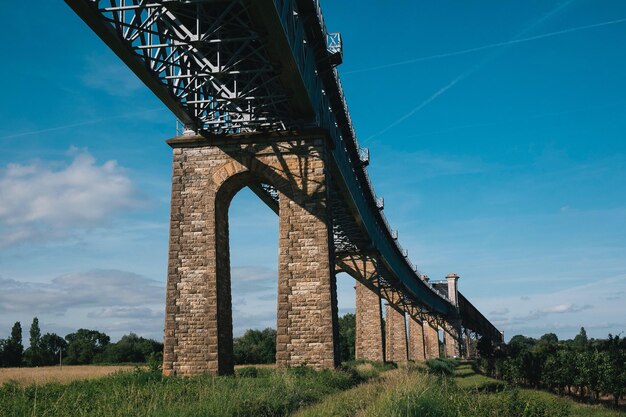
[212,169,281,374]
[163,135,339,376]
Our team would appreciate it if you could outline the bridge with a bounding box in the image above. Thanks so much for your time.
[65,0,503,376]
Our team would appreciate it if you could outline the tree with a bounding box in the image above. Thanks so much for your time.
[65,329,110,365]
[0,338,6,367]
[558,349,578,395]
[572,327,589,351]
[579,350,603,401]
[39,333,68,366]
[24,317,42,366]
[338,313,355,363]
[599,335,626,407]
[542,352,563,394]
[233,328,276,365]
[507,335,535,357]
[96,333,163,364]
[2,322,24,367]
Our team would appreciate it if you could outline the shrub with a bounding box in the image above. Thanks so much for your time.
[426,358,459,376]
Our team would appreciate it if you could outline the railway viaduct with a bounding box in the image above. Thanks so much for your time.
[66,0,503,375]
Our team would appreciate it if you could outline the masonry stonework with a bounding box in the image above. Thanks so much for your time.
[424,320,440,359]
[385,304,408,362]
[444,326,461,358]
[355,280,385,362]
[408,316,426,361]
[163,133,338,376]
[444,273,462,358]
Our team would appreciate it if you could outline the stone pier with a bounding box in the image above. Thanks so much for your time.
[408,316,426,361]
[385,304,408,362]
[444,327,461,358]
[443,273,462,358]
[163,132,339,375]
[355,280,385,362]
[424,320,440,359]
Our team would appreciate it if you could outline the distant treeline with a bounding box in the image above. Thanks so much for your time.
[476,327,626,406]
[233,313,355,365]
[0,313,358,368]
[0,318,163,368]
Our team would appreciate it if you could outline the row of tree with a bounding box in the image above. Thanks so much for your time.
[477,328,626,406]
[232,313,357,365]
[0,318,163,367]
[1,313,359,367]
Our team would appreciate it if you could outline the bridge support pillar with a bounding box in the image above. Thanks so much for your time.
[424,320,440,359]
[163,133,338,376]
[443,273,462,358]
[443,324,462,358]
[408,317,426,361]
[385,304,408,362]
[464,329,474,358]
[355,281,385,362]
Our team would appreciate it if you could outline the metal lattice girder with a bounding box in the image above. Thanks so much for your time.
[458,292,503,343]
[65,0,316,133]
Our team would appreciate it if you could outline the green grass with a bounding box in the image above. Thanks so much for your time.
[2,361,620,417]
[517,389,624,417]
[0,365,378,417]
[361,366,571,417]
[454,363,507,392]
[453,363,624,417]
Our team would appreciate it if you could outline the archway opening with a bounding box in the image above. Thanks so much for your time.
[228,186,278,366]
[336,271,356,363]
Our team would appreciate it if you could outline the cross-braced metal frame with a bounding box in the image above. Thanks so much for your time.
[84,0,303,132]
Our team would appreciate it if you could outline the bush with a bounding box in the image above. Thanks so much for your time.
[426,358,459,376]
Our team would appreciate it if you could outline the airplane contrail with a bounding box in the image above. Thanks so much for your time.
[346,17,626,76]
[365,1,589,142]
[365,72,469,141]
[0,108,164,140]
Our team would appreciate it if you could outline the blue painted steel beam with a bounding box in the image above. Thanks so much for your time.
[272,0,455,315]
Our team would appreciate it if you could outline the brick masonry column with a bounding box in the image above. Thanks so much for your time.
[355,280,384,362]
[408,316,426,362]
[424,320,440,359]
[276,165,338,369]
[464,329,474,358]
[444,272,462,358]
[385,304,408,362]
[163,145,233,376]
[163,133,339,375]
[444,327,461,358]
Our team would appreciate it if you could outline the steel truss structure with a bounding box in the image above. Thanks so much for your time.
[73,0,303,132]
[66,0,503,344]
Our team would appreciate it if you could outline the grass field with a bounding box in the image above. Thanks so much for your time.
[1,361,623,416]
[0,362,390,417]
[0,365,136,386]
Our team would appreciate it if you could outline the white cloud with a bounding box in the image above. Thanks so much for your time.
[540,303,591,314]
[0,270,164,315]
[490,308,510,316]
[0,265,355,340]
[231,266,277,336]
[0,270,165,341]
[87,307,162,319]
[472,275,626,340]
[0,148,143,247]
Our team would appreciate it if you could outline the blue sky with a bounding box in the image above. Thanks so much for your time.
[1,1,625,343]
